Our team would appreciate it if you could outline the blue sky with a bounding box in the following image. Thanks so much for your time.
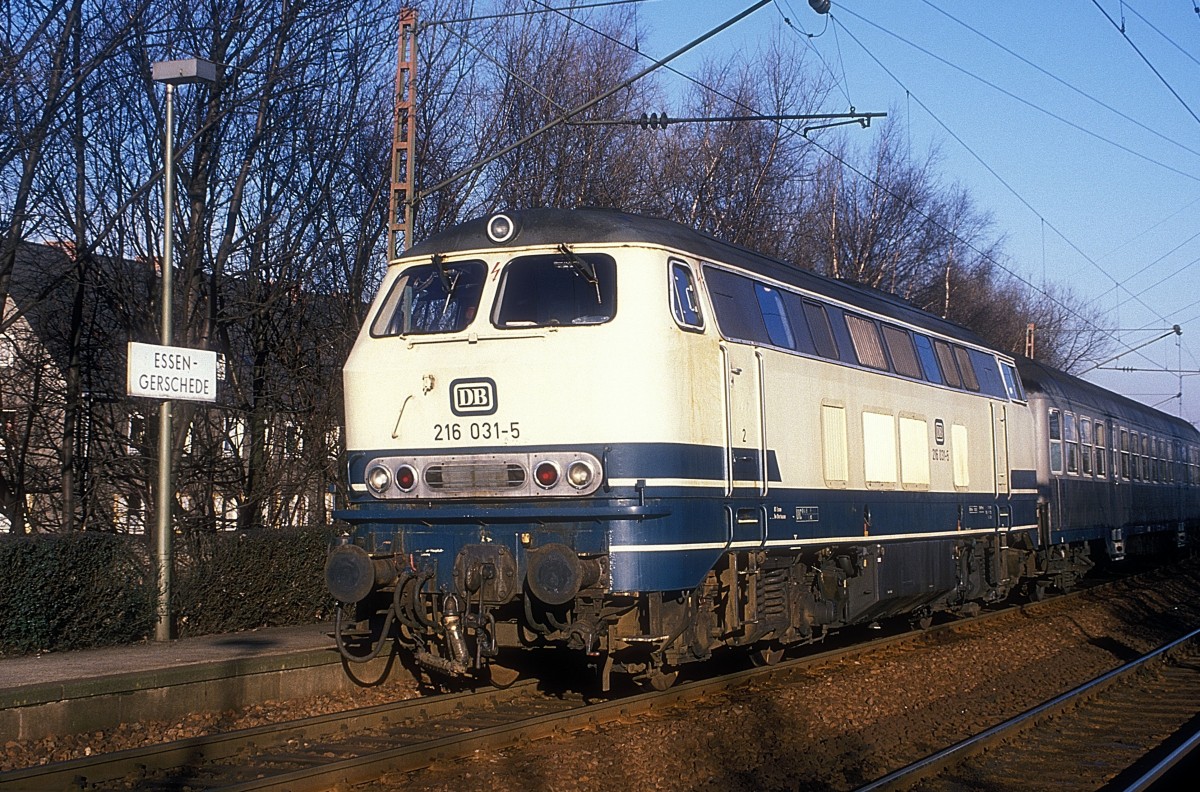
[631,0,1200,423]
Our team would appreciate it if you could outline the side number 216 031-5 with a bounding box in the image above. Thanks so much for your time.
[433,421,521,442]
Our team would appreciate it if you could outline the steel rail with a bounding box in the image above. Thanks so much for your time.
[854,625,1200,792]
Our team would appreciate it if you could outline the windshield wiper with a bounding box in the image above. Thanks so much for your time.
[432,252,460,317]
[557,243,602,304]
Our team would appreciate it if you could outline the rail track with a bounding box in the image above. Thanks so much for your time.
[856,626,1200,792]
[0,572,1187,792]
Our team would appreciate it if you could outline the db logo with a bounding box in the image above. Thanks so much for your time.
[450,378,498,416]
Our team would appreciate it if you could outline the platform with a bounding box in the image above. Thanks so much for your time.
[0,624,396,742]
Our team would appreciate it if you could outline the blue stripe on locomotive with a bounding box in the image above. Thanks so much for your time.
[338,441,1039,593]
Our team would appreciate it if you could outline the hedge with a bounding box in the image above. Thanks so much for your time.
[0,527,338,655]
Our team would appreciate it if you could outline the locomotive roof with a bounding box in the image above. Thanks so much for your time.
[405,207,993,351]
[1017,354,1199,439]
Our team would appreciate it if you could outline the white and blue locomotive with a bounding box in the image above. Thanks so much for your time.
[325,208,1200,689]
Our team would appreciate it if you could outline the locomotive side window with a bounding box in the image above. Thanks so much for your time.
[669,262,703,330]
[494,253,616,328]
[703,267,772,345]
[883,325,923,379]
[754,284,797,349]
[371,260,487,336]
[1000,362,1025,401]
[1049,409,1063,474]
[933,340,963,388]
[779,292,819,355]
[803,300,840,360]
[912,334,944,385]
[846,315,889,371]
[953,346,980,392]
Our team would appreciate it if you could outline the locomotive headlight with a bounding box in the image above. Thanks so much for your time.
[534,460,560,489]
[486,212,518,244]
[566,460,594,489]
[395,464,417,492]
[366,465,391,493]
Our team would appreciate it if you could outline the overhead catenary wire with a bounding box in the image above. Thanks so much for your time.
[414,0,773,202]
[823,11,1200,396]
[828,9,1181,364]
[1089,0,1200,128]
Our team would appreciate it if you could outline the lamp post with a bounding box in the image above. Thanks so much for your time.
[150,57,218,641]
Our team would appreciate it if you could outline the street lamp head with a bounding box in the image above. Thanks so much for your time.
[151,58,219,86]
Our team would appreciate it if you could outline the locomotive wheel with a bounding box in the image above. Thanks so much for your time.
[487,662,520,689]
[911,614,933,631]
[752,645,785,667]
[644,669,679,691]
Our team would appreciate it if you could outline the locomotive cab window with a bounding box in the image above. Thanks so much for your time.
[494,252,616,328]
[669,261,703,330]
[371,259,487,336]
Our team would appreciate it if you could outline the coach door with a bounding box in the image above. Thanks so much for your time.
[721,343,767,498]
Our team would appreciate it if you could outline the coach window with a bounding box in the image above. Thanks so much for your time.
[1120,429,1131,479]
[882,326,923,380]
[933,340,963,388]
[669,262,703,330]
[1080,418,1093,476]
[754,284,796,349]
[1141,435,1151,481]
[1064,412,1079,474]
[1049,409,1063,474]
[372,259,487,336]
[494,253,617,328]
[912,334,944,385]
[846,315,889,371]
[1094,421,1107,478]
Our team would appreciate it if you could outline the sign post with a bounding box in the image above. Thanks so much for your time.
[149,57,219,641]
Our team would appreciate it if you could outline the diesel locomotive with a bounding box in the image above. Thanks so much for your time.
[325,208,1200,690]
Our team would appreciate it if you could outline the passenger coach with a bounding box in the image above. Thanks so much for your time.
[326,208,1197,689]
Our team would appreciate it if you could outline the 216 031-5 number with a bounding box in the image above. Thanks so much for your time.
[433,421,521,442]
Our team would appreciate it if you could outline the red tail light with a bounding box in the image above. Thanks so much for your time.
[534,461,560,488]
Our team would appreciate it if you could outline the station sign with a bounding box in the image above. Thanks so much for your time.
[127,342,218,403]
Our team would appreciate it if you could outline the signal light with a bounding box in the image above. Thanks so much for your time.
[534,461,560,489]
[396,464,417,492]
